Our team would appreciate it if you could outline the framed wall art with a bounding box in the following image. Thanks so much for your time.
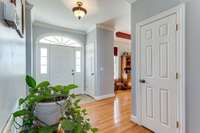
[10,0,24,38]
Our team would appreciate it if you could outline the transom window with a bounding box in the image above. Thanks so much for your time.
[39,36,81,47]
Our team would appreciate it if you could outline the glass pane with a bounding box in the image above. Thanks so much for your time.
[76,66,81,73]
[75,51,81,72]
[45,36,57,43]
[76,51,81,57]
[76,61,80,66]
[40,48,47,56]
[40,57,47,65]
[39,36,81,47]
[41,66,47,74]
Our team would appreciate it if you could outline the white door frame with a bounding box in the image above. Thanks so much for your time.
[134,4,185,133]
[35,43,85,94]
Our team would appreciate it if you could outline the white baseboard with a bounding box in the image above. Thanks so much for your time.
[2,115,15,133]
[84,90,96,99]
[130,115,141,125]
[2,101,19,133]
[94,93,115,100]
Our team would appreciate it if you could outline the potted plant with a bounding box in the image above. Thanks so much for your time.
[13,75,97,133]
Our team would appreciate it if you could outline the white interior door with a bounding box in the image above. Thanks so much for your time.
[140,14,177,133]
[50,45,74,85]
[86,43,95,97]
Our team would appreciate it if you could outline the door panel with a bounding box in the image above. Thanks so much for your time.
[86,43,95,97]
[140,14,177,133]
[50,45,74,85]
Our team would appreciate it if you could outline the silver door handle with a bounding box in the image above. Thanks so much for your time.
[91,73,95,76]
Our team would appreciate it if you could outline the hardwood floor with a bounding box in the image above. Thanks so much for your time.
[82,90,152,133]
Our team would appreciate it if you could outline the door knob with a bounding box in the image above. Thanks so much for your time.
[140,79,146,83]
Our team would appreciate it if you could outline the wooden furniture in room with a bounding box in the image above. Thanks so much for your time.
[121,52,131,89]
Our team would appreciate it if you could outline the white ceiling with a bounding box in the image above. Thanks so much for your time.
[29,0,131,33]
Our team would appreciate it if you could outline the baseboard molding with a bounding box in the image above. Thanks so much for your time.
[2,115,14,133]
[2,101,19,133]
[130,115,141,125]
[84,90,96,99]
[94,93,115,100]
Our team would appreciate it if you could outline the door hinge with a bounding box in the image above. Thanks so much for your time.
[176,121,180,128]
[176,73,179,79]
[176,24,179,31]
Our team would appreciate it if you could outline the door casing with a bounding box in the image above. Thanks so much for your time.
[133,3,185,133]
[35,44,84,95]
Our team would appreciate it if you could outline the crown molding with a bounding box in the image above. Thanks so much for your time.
[126,0,137,4]
[87,24,115,33]
[33,21,86,35]
[96,24,115,32]
[114,37,131,44]
[86,25,97,33]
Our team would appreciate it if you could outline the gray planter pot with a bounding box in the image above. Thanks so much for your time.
[34,100,65,125]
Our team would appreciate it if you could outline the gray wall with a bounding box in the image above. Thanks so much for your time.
[0,0,26,131]
[96,27,114,96]
[131,0,200,132]
[86,27,114,97]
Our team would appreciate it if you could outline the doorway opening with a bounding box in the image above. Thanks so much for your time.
[114,39,132,94]
[35,35,83,95]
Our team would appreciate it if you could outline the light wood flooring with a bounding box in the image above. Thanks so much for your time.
[82,90,152,133]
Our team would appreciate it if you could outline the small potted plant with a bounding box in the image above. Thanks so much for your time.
[13,75,97,133]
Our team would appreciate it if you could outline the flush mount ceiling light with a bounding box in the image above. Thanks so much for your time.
[72,1,87,20]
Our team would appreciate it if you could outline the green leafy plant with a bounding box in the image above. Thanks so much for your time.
[13,75,97,133]
[59,95,98,133]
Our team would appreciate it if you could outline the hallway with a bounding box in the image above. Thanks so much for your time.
[82,90,152,133]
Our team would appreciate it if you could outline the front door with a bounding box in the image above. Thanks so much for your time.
[36,45,83,95]
[140,14,177,133]
[50,45,74,85]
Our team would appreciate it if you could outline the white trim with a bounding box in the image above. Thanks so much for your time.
[33,21,86,35]
[94,93,115,100]
[135,3,185,133]
[84,90,96,99]
[96,24,115,32]
[2,101,19,133]
[126,0,137,4]
[2,115,14,133]
[114,38,131,44]
[130,115,141,125]
[86,25,96,34]
[87,24,115,34]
